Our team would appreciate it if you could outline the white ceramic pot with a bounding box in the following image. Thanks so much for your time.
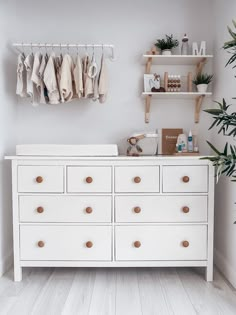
[197,84,208,93]
[162,49,172,55]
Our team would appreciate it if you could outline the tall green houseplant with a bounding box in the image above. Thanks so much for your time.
[204,20,236,181]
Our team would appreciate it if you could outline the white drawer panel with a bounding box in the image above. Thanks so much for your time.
[19,196,112,223]
[67,166,112,193]
[20,225,112,261]
[163,166,208,193]
[18,166,64,193]
[115,225,207,261]
[115,166,159,193]
[115,195,208,223]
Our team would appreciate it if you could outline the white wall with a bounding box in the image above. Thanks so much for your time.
[0,5,17,275]
[0,0,214,275]
[212,0,236,288]
[6,0,213,153]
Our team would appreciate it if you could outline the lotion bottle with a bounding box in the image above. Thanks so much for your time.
[188,130,193,152]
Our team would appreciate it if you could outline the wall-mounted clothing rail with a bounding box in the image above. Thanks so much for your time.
[12,43,115,61]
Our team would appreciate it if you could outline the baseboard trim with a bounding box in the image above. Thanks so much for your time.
[214,248,236,289]
[0,251,13,277]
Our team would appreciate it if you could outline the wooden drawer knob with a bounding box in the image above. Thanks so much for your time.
[182,206,190,213]
[86,177,93,184]
[37,206,44,213]
[85,207,93,214]
[37,241,45,248]
[134,176,141,183]
[182,176,190,183]
[86,241,93,248]
[36,176,43,183]
[134,241,141,248]
[134,206,141,213]
[182,241,189,248]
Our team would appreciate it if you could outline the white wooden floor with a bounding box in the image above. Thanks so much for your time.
[0,267,236,315]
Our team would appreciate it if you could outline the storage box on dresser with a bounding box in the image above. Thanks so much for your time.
[5,156,215,282]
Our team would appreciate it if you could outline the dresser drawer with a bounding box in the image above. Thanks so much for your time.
[115,225,207,261]
[115,195,208,223]
[20,225,112,261]
[163,166,208,193]
[19,195,112,223]
[18,166,64,193]
[115,166,159,193]
[67,166,112,193]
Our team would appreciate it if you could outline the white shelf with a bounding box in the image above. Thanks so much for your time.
[142,92,212,99]
[142,55,213,65]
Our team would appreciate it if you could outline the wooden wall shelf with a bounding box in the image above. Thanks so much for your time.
[142,54,213,123]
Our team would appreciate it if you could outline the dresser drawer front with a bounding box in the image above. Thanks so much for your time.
[115,195,208,223]
[18,166,64,193]
[67,166,112,193]
[20,225,112,261]
[115,166,160,193]
[19,196,112,223]
[115,225,207,261]
[163,166,208,193]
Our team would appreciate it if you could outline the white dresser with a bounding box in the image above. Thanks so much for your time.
[6,156,215,282]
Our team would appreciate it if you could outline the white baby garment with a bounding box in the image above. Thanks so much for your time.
[24,54,34,101]
[16,53,27,97]
[31,52,42,106]
[73,55,83,99]
[98,55,108,103]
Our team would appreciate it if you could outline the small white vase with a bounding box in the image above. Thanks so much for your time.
[197,84,208,93]
[162,49,172,55]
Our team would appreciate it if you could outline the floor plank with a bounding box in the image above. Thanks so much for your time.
[7,268,53,315]
[62,268,96,315]
[138,268,172,315]
[30,268,75,315]
[158,268,196,315]
[88,268,116,315]
[116,268,142,315]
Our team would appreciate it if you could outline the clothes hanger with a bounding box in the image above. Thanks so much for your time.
[88,44,98,78]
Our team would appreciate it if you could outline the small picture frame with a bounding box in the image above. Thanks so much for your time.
[144,74,161,92]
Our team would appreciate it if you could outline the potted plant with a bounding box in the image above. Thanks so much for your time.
[192,73,213,93]
[155,34,179,55]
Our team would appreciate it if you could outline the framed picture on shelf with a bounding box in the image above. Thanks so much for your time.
[144,73,161,92]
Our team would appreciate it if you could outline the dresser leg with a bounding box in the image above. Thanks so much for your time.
[205,266,213,282]
[14,266,22,282]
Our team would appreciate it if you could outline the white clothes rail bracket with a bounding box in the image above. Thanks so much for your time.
[12,43,116,61]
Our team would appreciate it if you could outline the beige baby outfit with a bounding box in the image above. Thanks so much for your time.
[43,53,60,104]
[60,54,75,102]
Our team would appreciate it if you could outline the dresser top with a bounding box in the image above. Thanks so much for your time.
[5,155,208,160]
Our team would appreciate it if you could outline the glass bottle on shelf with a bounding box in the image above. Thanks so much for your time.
[181,34,189,55]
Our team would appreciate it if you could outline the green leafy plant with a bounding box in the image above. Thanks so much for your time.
[223,19,236,68]
[203,20,236,185]
[155,34,179,51]
[193,73,213,85]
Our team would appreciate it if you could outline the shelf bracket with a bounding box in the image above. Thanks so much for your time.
[196,58,207,75]
[195,95,205,123]
[145,95,152,123]
[145,57,152,74]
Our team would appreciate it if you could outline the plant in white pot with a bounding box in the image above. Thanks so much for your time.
[155,34,179,55]
[193,73,213,93]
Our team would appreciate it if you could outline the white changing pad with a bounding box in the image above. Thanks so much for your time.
[16,144,119,157]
